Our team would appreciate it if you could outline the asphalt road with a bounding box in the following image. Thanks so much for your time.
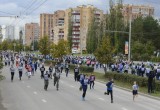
[0,65,160,110]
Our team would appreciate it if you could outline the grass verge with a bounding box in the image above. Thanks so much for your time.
[92,72,160,98]
[0,75,5,81]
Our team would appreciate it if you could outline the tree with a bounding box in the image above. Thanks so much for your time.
[1,40,9,51]
[94,36,115,74]
[67,9,73,52]
[86,15,99,53]
[39,36,50,56]
[50,40,70,59]
[106,4,126,53]
[30,40,39,51]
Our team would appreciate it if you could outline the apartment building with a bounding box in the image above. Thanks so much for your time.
[121,4,154,22]
[25,23,39,46]
[64,5,103,51]
[40,10,65,43]
[5,25,15,40]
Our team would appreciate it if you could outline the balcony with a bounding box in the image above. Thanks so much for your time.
[72,11,80,15]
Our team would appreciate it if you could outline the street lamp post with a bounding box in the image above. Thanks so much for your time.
[128,12,132,61]
[13,43,16,53]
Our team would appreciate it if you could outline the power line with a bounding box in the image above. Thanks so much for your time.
[0,11,16,15]
[22,0,38,15]
[15,0,48,26]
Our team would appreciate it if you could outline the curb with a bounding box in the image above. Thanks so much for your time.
[97,80,160,101]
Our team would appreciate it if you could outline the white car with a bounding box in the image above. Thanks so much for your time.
[72,48,78,54]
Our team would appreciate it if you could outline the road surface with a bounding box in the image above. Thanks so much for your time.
[0,66,160,110]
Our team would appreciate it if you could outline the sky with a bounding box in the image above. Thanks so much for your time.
[0,0,160,26]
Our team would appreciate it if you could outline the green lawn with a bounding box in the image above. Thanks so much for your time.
[0,75,4,80]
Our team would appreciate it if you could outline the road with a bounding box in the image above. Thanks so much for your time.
[0,66,160,110]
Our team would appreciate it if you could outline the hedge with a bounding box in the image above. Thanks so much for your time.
[44,60,58,66]
[104,72,160,91]
[69,64,94,73]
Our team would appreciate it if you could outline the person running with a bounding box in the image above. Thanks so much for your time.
[10,65,15,82]
[104,78,114,103]
[49,64,53,79]
[40,65,45,79]
[74,65,79,81]
[44,71,49,91]
[34,61,38,72]
[65,63,69,77]
[18,64,23,81]
[89,73,95,89]
[132,81,138,101]
[81,74,89,101]
[27,65,32,79]
[53,68,61,91]
[60,63,64,73]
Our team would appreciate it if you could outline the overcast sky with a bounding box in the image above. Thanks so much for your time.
[0,0,160,26]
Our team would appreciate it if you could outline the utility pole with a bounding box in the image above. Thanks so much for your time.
[128,12,132,61]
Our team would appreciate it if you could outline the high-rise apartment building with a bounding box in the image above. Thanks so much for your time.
[65,5,103,51]
[121,4,154,22]
[40,10,65,43]
[5,25,15,40]
[25,23,39,46]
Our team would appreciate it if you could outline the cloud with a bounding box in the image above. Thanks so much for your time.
[0,0,160,26]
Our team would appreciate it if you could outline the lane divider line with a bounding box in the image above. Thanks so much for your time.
[33,91,37,95]
[122,107,128,110]
[42,99,47,103]
[98,98,105,101]
[70,85,75,88]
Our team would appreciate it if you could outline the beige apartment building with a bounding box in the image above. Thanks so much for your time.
[121,4,154,23]
[64,5,103,51]
[25,23,39,46]
[40,10,65,43]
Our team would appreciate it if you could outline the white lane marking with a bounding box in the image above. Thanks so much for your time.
[33,91,37,95]
[27,85,30,88]
[70,85,75,88]
[98,98,105,101]
[122,107,128,110]
[41,99,47,103]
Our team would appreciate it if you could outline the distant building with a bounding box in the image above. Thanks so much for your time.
[40,10,65,44]
[5,25,15,40]
[65,5,103,51]
[120,4,154,23]
[25,23,39,46]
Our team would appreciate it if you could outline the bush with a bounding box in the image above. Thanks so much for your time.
[104,72,160,91]
[151,57,160,62]
[69,64,94,73]
[44,60,57,66]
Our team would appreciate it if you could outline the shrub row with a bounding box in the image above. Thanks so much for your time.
[104,72,160,91]
[69,64,94,73]
[151,57,160,62]
[44,60,58,66]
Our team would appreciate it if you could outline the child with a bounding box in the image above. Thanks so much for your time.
[132,81,138,101]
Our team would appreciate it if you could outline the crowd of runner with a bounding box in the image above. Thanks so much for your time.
[1,52,160,103]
